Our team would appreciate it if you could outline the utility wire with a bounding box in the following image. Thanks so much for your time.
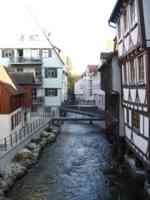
[24,4,54,48]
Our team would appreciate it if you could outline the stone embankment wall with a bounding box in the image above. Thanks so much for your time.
[0,127,59,200]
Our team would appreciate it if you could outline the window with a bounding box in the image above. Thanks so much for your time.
[130,59,135,83]
[17,67,23,72]
[130,0,136,26]
[15,114,18,127]
[17,49,23,57]
[42,49,51,58]
[35,69,42,82]
[123,64,127,84]
[44,106,51,113]
[2,49,13,58]
[45,88,58,96]
[90,79,92,96]
[132,110,140,129]
[45,68,57,78]
[32,88,37,100]
[11,116,14,130]
[11,112,22,130]
[138,55,145,82]
[18,112,21,123]
[126,109,129,124]
[31,49,40,59]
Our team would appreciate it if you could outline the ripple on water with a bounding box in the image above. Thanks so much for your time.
[7,121,145,200]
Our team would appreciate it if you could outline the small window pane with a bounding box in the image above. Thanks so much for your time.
[132,111,140,129]
[138,56,144,82]
[45,68,57,78]
[31,49,39,59]
[42,49,51,58]
[45,88,58,96]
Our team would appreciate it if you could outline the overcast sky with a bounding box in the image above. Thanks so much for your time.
[0,0,116,74]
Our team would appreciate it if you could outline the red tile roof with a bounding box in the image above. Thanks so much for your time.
[87,65,97,73]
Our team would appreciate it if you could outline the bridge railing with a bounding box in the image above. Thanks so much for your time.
[0,113,50,154]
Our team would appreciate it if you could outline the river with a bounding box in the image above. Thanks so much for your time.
[7,118,145,200]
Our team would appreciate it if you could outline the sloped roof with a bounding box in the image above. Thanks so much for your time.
[0,65,24,95]
[0,81,23,96]
[87,65,97,73]
[9,72,35,85]
[0,33,53,49]
[100,52,113,60]
[109,0,126,23]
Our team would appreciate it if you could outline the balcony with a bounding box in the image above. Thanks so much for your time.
[32,97,44,105]
[34,77,43,85]
[10,57,42,65]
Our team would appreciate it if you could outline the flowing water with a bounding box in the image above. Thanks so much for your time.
[8,118,145,200]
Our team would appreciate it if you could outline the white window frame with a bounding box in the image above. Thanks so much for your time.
[42,49,50,58]
[45,88,58,96]
[31,49,40,59]
[45,68,57,78]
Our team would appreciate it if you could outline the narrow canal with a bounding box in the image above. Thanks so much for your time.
[8,116,144,200]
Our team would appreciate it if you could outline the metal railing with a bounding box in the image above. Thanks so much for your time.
[77,100,96,105]
[0,113,50,153]
[10,57,42,65]
[32,97,44,105]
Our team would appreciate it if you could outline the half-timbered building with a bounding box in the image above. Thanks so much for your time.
[109,0,150,166]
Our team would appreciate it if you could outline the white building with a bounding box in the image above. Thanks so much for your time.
[92,69,105,111]
[75,65,105,110]
[0,34,68,116]
[74,77,84,102]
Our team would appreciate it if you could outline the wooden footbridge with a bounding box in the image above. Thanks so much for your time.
[52,116,105,124]
[51,105,106,125]
[60,105,105,117]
